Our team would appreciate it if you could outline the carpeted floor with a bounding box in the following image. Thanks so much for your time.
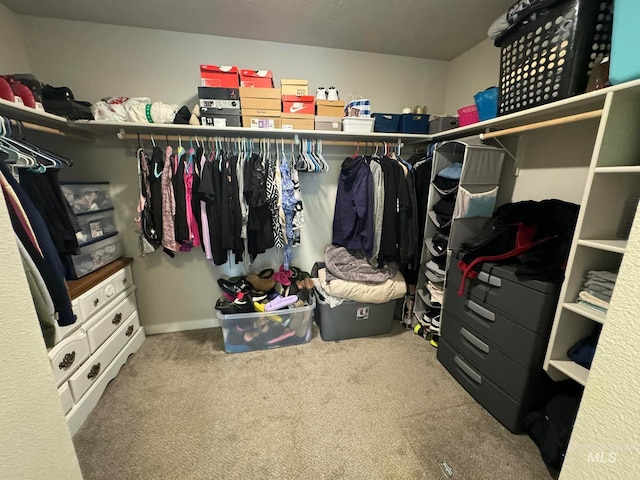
[73,322,552,480]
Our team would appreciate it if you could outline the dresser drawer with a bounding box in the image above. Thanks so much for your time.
[441,312,549,401]
[58,382,74,415]
[48,331,91,386]
[444,285,551,368]
[83,291,137,352]
[446,258,560,332]
[78,267,132,322]
[112,266,133,295]
[69,312,141,402]
[437,338,526,433]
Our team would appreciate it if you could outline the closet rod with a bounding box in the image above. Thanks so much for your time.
[9,120,94,142]
[479,109,603,140]
[118,133,393,148]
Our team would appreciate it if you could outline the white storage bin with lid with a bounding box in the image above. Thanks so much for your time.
[65,233,124,279]
[61,182,113,214]
[342,116,375,133]
[76,208,117,245]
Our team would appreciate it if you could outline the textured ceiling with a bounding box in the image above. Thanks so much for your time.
[1,0,513,60]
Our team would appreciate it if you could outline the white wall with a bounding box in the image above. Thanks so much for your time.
[0,3,31,73]
[0,7,82,478]
[19,16,448,114]
[18,16,447,333]
[560,207,640,479]
[444,38,501,116]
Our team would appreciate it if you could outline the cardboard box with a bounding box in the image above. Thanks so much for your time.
[242,113,281,129]
[199,65,239,88]
[240,69,274,88]
[200,107,242,117]
[281,79,309,96]
[315,116,342,131]
[239,87,281,99]
[282,95,315,115]
[316,99,345,117]
[201,115,241,127]
[240,97,281,111]
[281,114,314,130]
[198,87,240,101]
[198,98,241,109]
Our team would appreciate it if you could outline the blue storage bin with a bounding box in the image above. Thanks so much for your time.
[474,87,499,122]
[610,0,640,85]
[373,113,401,133]
[400,114,430,134]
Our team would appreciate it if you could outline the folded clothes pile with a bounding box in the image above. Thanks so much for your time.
[576,269,617,313]
[431,162,462,230]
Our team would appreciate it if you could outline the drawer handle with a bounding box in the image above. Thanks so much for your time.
[461,327,490,354]
[93,298,100,307]
[477,271,502,288]
[122,277,128,285]
[125,325,134,337]
[112,312,123,325]
[467,299,496,322]
[454,355,482,384]
[87,363,101,380]
[58,351,76,370]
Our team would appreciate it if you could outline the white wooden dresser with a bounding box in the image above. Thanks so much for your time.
[47,258,145,436]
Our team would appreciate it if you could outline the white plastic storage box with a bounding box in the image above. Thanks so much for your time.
[315,297,396,341]
[76,208,117,246]
[217,296,315,353]
[61,182,113,215]
[65,233,124,280]
[342,116,375,133]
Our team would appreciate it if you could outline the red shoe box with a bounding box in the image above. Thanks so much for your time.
[282,95,315,115]
[200,65,240,88]
[240,69,274,88]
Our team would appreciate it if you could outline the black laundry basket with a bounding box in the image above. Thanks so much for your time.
[495,0,613,115]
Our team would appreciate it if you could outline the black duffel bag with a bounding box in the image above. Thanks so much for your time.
[42,85,94,120]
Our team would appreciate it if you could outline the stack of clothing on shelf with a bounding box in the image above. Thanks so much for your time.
[313,245,407,307]
[576,269,618,313]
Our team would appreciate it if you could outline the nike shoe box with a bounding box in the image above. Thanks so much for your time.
[198,98,241,109]
[200,65,240,88]
[200,114,241,128]
[281,78,309,96]
[282,114,314,130]
[315,297,397,341]
[314,116,342,131]
[240,69,274,88]
[316,99,345,117]
[198,86,240,101]
[282,95,315,115]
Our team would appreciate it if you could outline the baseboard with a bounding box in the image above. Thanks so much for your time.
[143,318,220,335]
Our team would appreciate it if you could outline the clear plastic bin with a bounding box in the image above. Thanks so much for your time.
[217,296,315,353]
[61,182,113,214]
[342,117,375,133]
[65,233,124,279]
[76,208,117,246]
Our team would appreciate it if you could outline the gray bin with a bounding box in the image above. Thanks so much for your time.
[315,298,396,341]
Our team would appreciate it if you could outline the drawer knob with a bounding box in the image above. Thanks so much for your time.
[87,363,101,380]
[93,298,100,307]
[125,325,134,337]
[112,312,123,325]
[58,351,76,370]
[122,277,128,285]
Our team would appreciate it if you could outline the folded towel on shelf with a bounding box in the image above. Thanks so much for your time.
[585,270,618,284]
[583,279,614,296]
[578,290,610,311]
[585,289,611,303]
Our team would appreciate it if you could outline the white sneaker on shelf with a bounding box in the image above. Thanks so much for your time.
[315,87,327,100]
[327,87,339,101]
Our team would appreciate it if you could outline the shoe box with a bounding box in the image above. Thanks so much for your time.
[281,113,314,130]
[315,297,397,341]
[240,87,281,128]
[314,115,342,131]
[280,78,309,96]
[198,87,241,127]
[282,95,315,115]
[239,69,273,88]
[316,99,345,117]
[199,65,240,88]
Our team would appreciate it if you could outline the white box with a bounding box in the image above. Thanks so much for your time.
[342,117,375,133]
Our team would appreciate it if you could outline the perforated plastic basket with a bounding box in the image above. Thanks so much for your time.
[457,105,480,127]
[496,0,613,115]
